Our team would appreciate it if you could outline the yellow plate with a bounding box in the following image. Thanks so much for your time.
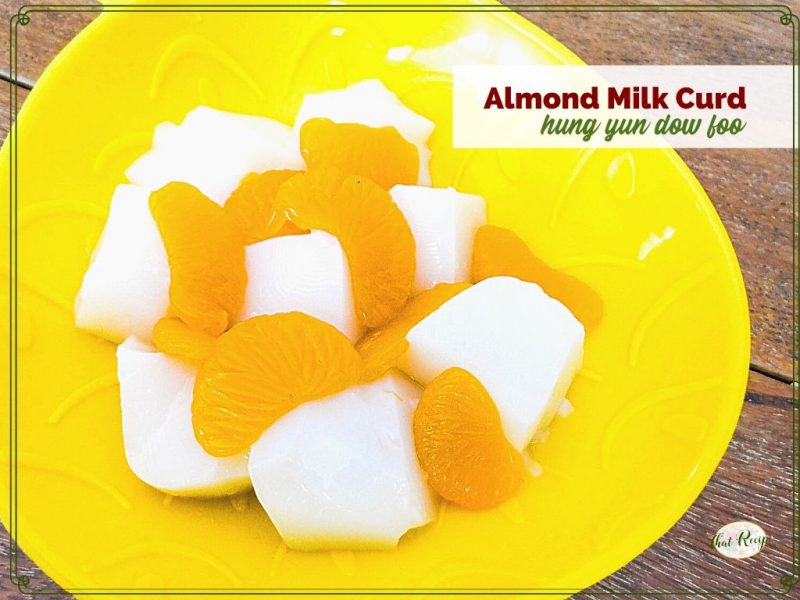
[0,0,749,596]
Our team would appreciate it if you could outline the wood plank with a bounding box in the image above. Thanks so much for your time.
[0,370,791,596]
[748,369,797,399]
[512,0,796,67]
[680,148,794,382]
[0,81,27,139]
[0,0,98,88]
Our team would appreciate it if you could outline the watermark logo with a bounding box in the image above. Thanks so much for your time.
[712,521,767,559]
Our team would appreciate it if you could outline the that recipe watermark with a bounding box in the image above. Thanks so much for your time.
[712,521,768,560]
[452,65,792,149]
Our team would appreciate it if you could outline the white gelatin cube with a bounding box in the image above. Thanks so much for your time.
[239,230,359,341]
[75,184,169,343]
[117,338,250,496]
[389,185,486,291]
[404,276,584,450]
[126,106,304,205]
[294,79,434,185]
[248,371,434,550]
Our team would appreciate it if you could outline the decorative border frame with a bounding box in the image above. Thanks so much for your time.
[5,2,799,597]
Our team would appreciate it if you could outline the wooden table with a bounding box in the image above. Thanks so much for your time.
[0,1,795,597]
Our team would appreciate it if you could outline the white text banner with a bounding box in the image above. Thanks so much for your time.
[452,65,794,148]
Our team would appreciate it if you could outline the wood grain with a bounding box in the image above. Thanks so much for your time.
[0,82,26,133]
[0,0,795,597]
[0,2,97,88]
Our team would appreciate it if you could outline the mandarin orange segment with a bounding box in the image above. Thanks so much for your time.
[274,165,345,233]
[192,312,362,457]
[152,317,216,363]
[224,169,304,244]
[472,225,603,329]
[357,282,470,381]
[299,118,419,189]
[414,367,524,510]
[150,182,247,336]
[336,176,416,328]
[276,172,416,329]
